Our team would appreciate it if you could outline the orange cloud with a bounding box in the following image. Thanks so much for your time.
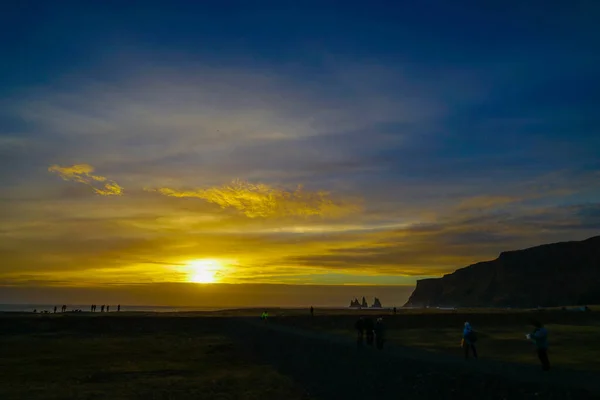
[48,164,123,196]
[153,179,361,218]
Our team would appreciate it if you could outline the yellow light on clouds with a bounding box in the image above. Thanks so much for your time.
[187,259,222,283]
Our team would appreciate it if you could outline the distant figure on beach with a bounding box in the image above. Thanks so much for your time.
[117,304,121,312]
[90,305,94,312]
[33,309,37,313]
[355,317,365,347]
[393,307,397,315]
[364,317,375,346]
[527,320,550,371]
[261,310,269,321]
[61,305,67,313]
[54,306,57,314]
[107,305,110,312]
[310,306,314,317]
[375,318,385,350]
[101,305,105,313]
[462,322,478,360]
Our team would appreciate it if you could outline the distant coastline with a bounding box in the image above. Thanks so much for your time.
[0,304,224,313]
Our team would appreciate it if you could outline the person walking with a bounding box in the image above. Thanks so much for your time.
[527,321,550,371]
[364,317,375,346]
[462,322,478,359]
[375,318,385,350]
[310,306,314,317]
[355,317,365,347]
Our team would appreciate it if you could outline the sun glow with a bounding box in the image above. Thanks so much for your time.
[187,259,222,283]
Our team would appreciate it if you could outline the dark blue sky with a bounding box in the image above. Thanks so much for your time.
[0,1,599,292]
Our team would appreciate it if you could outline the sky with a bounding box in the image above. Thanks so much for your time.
[1,1,599,307]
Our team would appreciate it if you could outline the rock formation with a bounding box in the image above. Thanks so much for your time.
[349,298,361,308]
[404,235,600,308]
[371,297,382,308]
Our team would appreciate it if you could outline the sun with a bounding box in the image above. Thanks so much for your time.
[187,259,221,283]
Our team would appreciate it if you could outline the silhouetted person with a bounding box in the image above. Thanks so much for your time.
[528,321,550,371]
[355,317,365,347]
[107,305,110,312]
[364,317,375,346]
[54,306,57,314]
[375,318,385,350]
[462,322,478,360]
[33,309,37,313]
[101,305,105,312]
[62,305,67,313]
[393,307,397,315]
[310,306,314,317]
[117,304,121,312]
[261,310,269,321]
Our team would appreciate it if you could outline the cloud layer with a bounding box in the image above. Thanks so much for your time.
[48,164,123,196]
[154,180,361,218]
[1,33,599,293]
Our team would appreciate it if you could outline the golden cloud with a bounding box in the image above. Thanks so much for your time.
[48,164,123,196]
[153,179,361,218]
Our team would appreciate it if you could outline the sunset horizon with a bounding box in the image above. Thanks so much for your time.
[2,2,599,308]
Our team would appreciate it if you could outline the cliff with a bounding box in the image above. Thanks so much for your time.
[404,235,600,308]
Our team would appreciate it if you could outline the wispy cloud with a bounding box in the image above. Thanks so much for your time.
[152,179,361,218]
[456,195,520,211]
[48,164,123,195]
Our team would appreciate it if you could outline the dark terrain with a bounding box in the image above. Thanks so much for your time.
[1,312,599,399]
[406,235,600,308]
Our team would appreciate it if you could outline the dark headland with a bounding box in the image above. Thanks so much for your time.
[405,235,600,308]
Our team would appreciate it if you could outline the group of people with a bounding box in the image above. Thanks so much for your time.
[33,304,123,313]
[89,304,121,312]
[462,320,550,371]
[352,317,550,371]
[355,316,385,350]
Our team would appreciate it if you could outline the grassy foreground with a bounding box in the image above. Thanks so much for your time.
[3,309,599,399]
[0,315,308,400]
[274,309,600,371]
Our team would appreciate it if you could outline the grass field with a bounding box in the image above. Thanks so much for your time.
[2,309,599,399]
[273,309,600,371]
[0,315,308,400]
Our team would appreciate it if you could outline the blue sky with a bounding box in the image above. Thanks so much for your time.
[0,1,599,304]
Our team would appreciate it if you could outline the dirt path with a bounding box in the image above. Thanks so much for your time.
[226,318,599,400]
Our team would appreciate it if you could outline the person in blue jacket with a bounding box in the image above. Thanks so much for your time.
[462,322,478,360]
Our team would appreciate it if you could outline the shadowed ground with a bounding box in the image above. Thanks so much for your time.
[1,312,599,399]
[231,318,599,399]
